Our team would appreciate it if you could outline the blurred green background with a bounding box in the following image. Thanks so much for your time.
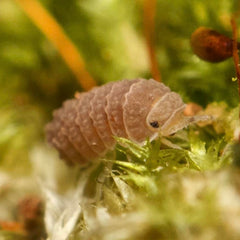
[0,0,239,174]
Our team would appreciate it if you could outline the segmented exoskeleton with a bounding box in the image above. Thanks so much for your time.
[46,78,202,164]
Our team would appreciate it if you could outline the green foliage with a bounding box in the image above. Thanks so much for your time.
[0,232,25,240]
[113,120,233,174]
[0,105,43,174]
[154,0,239,106]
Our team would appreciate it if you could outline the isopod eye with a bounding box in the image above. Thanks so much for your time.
[150,121,159,128]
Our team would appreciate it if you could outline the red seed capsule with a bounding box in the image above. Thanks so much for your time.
[190,27,237,63]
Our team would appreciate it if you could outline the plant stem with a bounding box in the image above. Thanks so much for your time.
[14,0,96,91]
[143,0,161,82]
[231,17,240,142]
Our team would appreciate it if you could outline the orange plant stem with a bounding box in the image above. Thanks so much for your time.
[14,0,96,91]
[231,18,240,97]
[0,221,26,234]
[231,16,240,142]
[143,0,161,82]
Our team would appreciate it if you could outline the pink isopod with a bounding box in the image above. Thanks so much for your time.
[45,78,203,164]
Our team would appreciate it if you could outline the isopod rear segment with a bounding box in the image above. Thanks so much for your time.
[45,78,186,164]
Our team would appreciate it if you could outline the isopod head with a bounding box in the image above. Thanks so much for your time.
[146,90,210,137]
[146,92,185,132]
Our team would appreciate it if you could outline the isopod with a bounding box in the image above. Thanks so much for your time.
[45,78,205,164]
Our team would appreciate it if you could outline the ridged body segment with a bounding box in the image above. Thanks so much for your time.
[123,79,170,142]
[46,100,83,164]
[89,82,115,149]
[105,79,138,138]
[45,79,185,164]
[63,98,97,160]
[75,90,107,156]
[59,100,87,163]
